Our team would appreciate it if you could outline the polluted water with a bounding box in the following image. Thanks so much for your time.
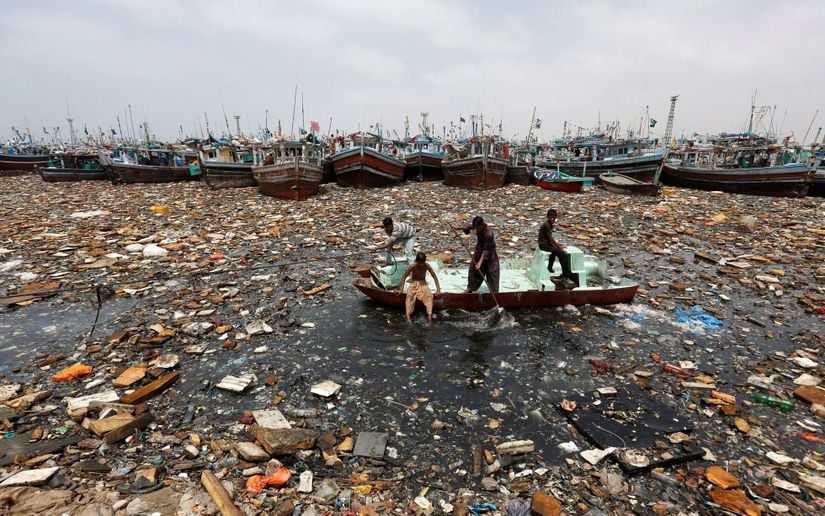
[0,176,823,514]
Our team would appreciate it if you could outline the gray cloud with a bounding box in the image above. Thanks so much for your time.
[2,0,823,143]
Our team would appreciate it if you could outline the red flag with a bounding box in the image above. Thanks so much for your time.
[310,120,320,133]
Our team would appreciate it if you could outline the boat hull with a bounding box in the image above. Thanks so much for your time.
[809,169,825,197]
[443,156,508,190]
[599,173,661,196]
[353,277,638,311]
[321,158,336,184]
[38,166,108,182]
[404,152,444,181]
[544,154,663,182]
[331,147,405,188]
[109,163,200,184]
[661,163,813,198]
[202,161,256,189]
[535,178,584,193]
[0,154,49,174]
[505,165,531,185]
[254,161,322,200]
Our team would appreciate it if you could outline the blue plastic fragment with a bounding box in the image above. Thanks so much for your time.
[470,503,498,514]
[674,306,723,333]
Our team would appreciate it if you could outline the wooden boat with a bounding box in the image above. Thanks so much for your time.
[253,141,323,200]
[661,162,814,198]
[321,157,336,184]
[404,136,443,182]
[200,142,256,188]
[543,152,664,182]
[109,148,201,184]
[599,173,661,196]
[442,136,508,190]
[533,169,591,193]
[37,153,107,182]
[353,247,638,311]
[505,164,530,185]
[810,168,825,197]
[202,161,255,189]
[331,133,405,188]
[0,152,50,175]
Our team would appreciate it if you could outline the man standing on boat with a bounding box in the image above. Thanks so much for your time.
[368,217,417,265]
[452,216,500,293]
[398,252,442,325]
[539,209,576,289]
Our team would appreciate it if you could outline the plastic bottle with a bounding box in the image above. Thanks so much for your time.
[661,363,693,377]
[751,392,795,412]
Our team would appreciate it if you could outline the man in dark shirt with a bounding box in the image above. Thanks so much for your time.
[539,209,576,288]
[452,216,500,293]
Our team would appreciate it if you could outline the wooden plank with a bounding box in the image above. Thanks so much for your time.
[88,413,135,437]
[201,470,243,516]
[119,372,180,405]
[103,413,154,443]
[794,385,825,406]
[113,365,147,388]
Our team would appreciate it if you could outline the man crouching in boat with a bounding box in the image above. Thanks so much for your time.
[398,252,442,325]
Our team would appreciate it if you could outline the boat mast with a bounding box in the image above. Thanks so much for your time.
[801,110,818,146]
[221,102,231,139]
[290,83,298,139]
[526,106,536,145]
[128,104,137,145]
[652,94,678,185]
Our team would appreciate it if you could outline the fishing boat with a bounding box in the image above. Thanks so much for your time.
[533,169,591,193]
[253,140,323,200]
[108,147,201,184]
[540,137,664,182]
[321,157,336,184]
[442,136,509,190]
[810,152,825,197]
[354,247,638,311]
[505,163,531,185]
[599,172,661,196]
[404,136,444,181]
[0,150,50,175]
[404,113,444,181]
[200,141,256,189]
[548,153,664,182]
[811,169,825,197]
[37,153,107,182]
[330,132,405,188]
[661,162,814,197]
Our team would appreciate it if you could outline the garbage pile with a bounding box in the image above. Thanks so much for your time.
[0,176,823,515]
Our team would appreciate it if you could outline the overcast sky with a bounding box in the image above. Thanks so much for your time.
[2,0,823,144]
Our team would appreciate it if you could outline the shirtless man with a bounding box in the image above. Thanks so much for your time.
[398,252,442,325]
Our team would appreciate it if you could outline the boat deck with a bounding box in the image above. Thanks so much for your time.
[373,247,606,293]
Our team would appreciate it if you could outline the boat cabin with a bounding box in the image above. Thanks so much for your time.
[443,136,508,162]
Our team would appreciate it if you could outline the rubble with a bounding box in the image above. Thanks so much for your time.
[1,177,824,513]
